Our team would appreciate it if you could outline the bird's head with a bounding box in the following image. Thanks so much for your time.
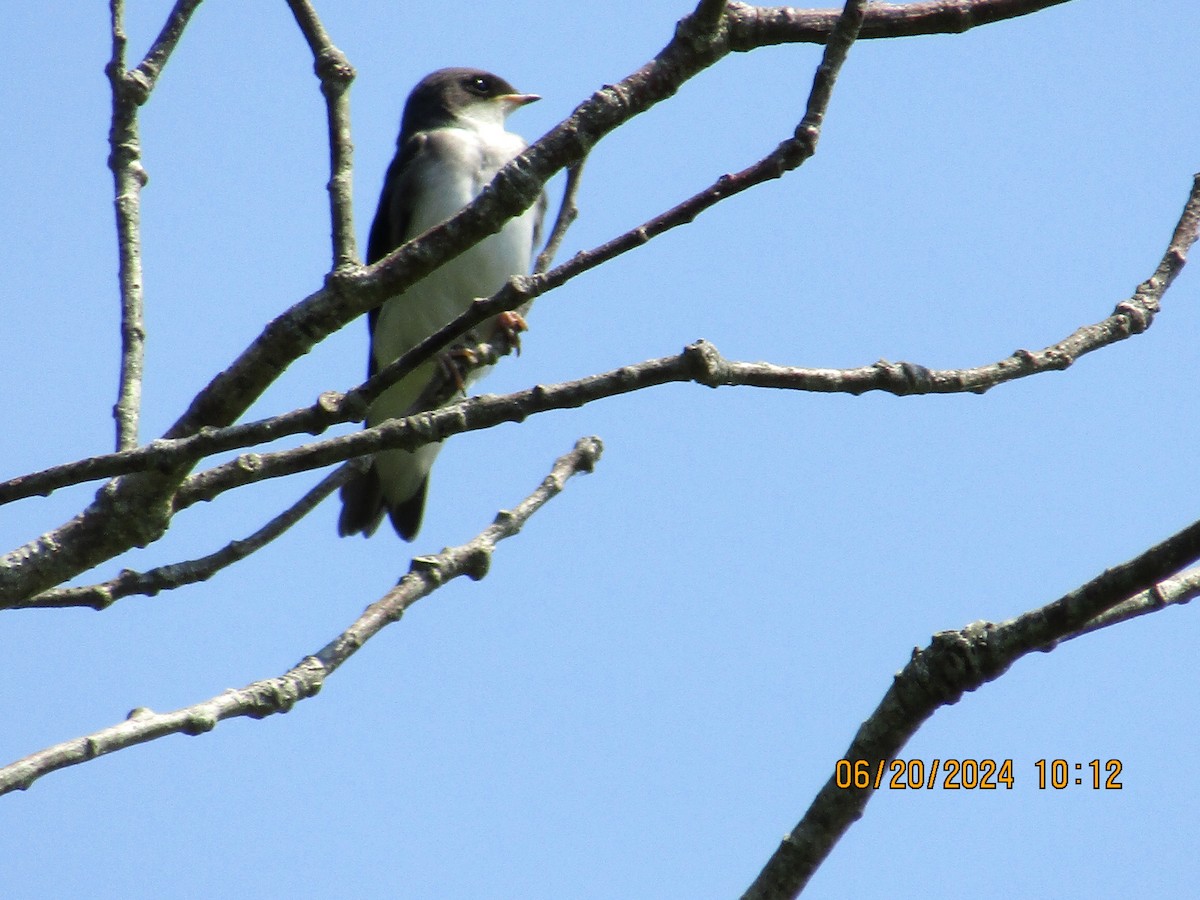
[401,67,539,135]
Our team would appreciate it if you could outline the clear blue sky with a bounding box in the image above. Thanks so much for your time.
[3,2,1198,897]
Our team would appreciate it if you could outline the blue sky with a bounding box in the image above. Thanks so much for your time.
[2,2,1199,897]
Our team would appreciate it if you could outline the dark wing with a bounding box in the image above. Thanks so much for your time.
[531,186,548,268]
[363,131,428,377]
[338,133,431,539]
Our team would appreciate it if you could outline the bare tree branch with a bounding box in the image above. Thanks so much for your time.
[106,0,204,450]
[533,161,586,277]
[106,0,142,451]
[726,0,1073,49]
[0,438,602,796]
[287,0,358,269]
[17,465,359,611]
[1068,566,1200,639]
[133,0,205,85]
[691,0,729,33]
[741,512,1200,900]
[0,405,346,507]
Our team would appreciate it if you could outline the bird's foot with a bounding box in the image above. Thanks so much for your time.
[434,312,528,392]
[438,346,479,392]
[494,311,528,356]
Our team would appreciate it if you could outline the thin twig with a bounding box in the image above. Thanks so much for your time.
[106,0,205,452]
[135,0,206,86]
[287,0,357,268]
[1069,566,1200,638]
[107,0,144,451]
[0,438,602,796]
[451,160,590,385]
[18,464,360,611]
[534,161,586,276]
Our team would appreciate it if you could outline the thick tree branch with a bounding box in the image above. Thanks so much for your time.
[741,512,1200,900]
[692,0,729,33]
[0,438,602,796]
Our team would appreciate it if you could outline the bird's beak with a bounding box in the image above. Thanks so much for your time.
[499,92,541,111]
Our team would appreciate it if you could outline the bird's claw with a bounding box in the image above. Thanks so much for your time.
[495,311,528,356]
[438,347,479,392]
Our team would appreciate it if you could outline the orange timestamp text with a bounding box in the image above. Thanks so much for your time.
[835,758,1124,790]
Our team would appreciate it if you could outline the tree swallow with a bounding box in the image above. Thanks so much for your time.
[338,67,545,540]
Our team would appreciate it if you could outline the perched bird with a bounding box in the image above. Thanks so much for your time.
[338,67,545,540]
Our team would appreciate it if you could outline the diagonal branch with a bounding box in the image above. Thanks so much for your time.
[1067,566,1200,639]
[0,438,602,796]
[741,513,1200,899]
[17,465,359,611]
[726,0,1073,49]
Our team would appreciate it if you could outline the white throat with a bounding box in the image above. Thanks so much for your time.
[450,101,511,136]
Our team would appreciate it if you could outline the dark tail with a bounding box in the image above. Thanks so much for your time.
[338,463,428,541]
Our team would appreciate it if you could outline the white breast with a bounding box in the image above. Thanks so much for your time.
[372,123,536,372]
[367,121,539,505]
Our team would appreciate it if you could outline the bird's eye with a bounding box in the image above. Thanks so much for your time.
[464,75,491,96]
